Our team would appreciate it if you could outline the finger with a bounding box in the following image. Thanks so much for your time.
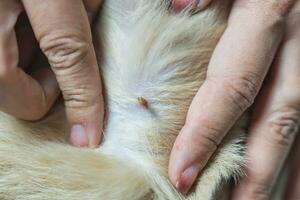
[21,0,104,147]
[0,1,59,120]
[0,68,59,120]
[232,16,300,200]
[285,135,300,200]
[0,33,59,120]
[171,0,212,13]
[169,1,290,193]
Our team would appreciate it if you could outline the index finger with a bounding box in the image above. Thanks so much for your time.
[169,0,291,192]
[21,0,104,147]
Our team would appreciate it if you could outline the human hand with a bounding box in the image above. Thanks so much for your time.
[231,2,300,199]
[169,0,300,196]
[0,0,104,148]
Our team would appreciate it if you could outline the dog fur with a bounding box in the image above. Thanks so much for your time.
[0,0,249,199]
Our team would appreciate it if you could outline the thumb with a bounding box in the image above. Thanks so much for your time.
[169,0,286,193]
[22,0,104,147]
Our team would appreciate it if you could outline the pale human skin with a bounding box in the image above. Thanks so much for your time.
[1,0,300,199]
[170,0,300,199]
[0,0,104,148]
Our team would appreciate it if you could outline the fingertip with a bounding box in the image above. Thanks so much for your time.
[70,124,89,148]
[168,134,187,186]
[86,120,103,148]
[175,164,201,194]
[169,155,201,194]
[63,80,104,148]
[168,129,202,193]
[70,120,103,148]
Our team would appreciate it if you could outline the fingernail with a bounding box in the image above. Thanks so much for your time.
[70,124,89,147]
[85,121,102,148]
[176,164,201,194]
[197,0,207,10]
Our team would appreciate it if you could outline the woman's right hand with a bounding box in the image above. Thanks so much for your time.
[170,1,300,199]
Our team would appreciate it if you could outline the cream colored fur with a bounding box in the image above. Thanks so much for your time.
[0,0,248,199]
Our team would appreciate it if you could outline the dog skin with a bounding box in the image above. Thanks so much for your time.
[0,0,250,199]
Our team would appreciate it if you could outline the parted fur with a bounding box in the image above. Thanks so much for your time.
[0,0,247,199]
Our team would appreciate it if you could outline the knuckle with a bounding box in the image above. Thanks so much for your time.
[214,72,261,111]
[197,133,219,152]
[40,34,90,71]
[247,180,271,200]
[267,105,300,147]
[22,98,49,121]
[38,33,102,116]
[63,83,100,111]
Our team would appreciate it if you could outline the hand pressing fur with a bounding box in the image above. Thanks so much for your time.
[170,0,300,198]
[0,0,104,148]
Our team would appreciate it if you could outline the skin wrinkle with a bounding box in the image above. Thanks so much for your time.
[206,75,260,112]
[0,1,246,199]
[0,2,298,199]
[0,0,104,148]
[231,4,300,195]
[169,0,300,196]
[266,106,300,147]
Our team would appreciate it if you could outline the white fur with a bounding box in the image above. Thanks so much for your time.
[0,0,247,199]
